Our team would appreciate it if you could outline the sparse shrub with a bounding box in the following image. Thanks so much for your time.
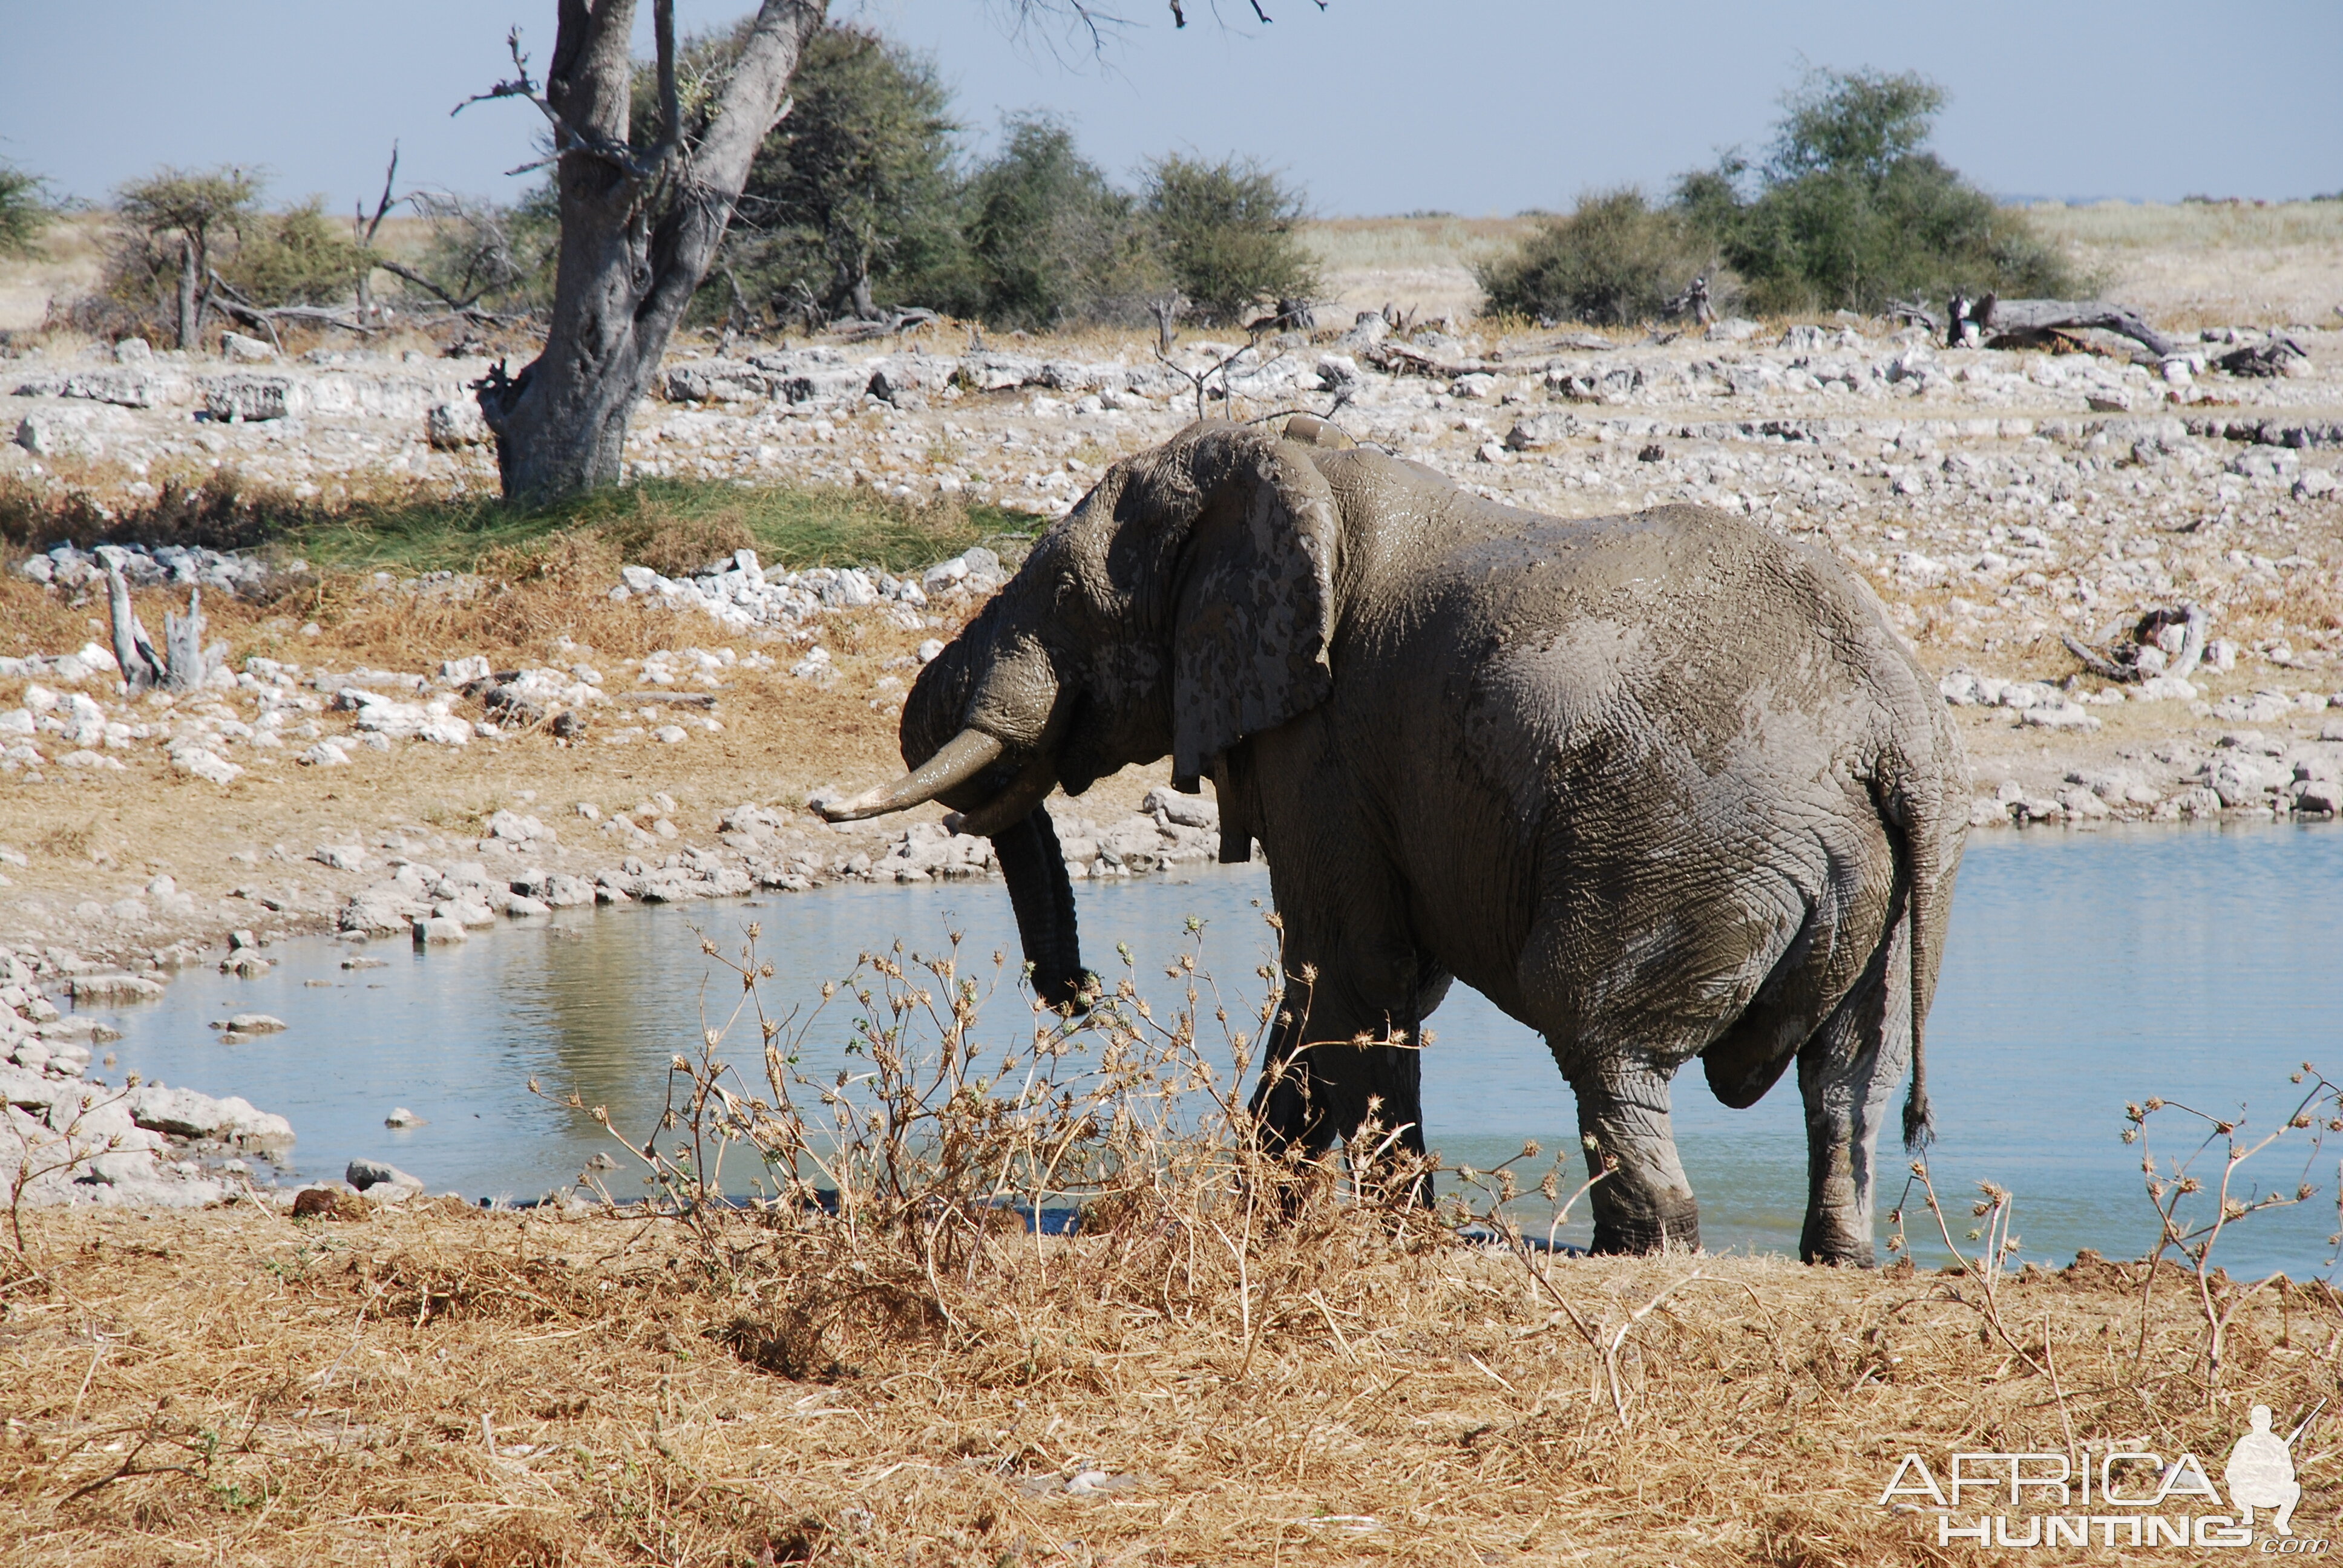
[0,160,51,260]
[220,197,373,307]
[108,166,263,348]
[1676,68,2080,314]
[1476,188,1719,327]
[1141,153,1320,325]
[396,187,559,318]
[963,116,1164,330]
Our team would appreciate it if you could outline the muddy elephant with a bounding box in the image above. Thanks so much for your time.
[819,419,1968,1263]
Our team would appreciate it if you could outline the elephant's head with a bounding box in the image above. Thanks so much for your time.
[816,420,1345,1008]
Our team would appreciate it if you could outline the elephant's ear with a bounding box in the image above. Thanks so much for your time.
[1157,424,1340,790]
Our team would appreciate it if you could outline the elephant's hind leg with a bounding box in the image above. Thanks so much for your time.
[1795,898,1913,1267]
[1525,866,1810,1257]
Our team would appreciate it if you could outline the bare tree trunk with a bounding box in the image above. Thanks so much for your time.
[176,234,203,351]
[472,0,827,503]
[162,587,215,693]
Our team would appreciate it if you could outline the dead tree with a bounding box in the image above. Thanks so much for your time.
[105,564,218,693]
[1664,275,1714,327]
[351,146,404,327]
[1150,293,1186,355]
[1950,293,2177,358]
[461,1,827,501]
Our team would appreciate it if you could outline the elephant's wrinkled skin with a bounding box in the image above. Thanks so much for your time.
[823,420,1967,1264]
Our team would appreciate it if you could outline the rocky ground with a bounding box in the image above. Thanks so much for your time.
[3,220,2341,1210]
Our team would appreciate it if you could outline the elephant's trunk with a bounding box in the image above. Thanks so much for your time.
[991,805,1089,1011]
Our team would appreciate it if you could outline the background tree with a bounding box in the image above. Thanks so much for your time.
[963,115,1162,329]
[0,161,51,261]
[719,24,968,322]
[1675,67,2077,313]
[1476,188,1717,326]
[465,0,828,502]
[1140,153,1317,324]
[114,166,261,348]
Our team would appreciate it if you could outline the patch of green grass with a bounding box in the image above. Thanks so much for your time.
[280,479,1035,578]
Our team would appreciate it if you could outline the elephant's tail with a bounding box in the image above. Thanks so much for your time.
[1899,806,1936,1151]
[1883,745,1953,1153]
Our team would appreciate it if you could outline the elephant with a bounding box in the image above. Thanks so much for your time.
[819,418,1968,1264]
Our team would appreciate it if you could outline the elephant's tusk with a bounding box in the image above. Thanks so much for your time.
[813,728,1006,822]
[943,752,1058,838]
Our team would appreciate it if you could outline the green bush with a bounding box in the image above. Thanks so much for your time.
[723,25,969,322]
[1677,68,2079,314]
[1141,154,1319,325]
[221,198,372,306]
[648,22,1326,332]
[1475,189,1716,326]
[0,161,51,260]
[963,116,1164,329]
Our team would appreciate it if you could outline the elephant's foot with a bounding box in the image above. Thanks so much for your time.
[1589,1200,1700,1256]
[1799,1212,1878,1267]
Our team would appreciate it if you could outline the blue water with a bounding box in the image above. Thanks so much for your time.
[73,822,2343,1276]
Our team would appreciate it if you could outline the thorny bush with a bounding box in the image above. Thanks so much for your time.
[544,916,1599,1377]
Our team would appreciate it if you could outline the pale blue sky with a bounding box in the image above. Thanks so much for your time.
[1,1,2335,215]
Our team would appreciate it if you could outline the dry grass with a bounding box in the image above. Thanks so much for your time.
[1300,217,1536,276]
[2028,199,2343,258]
[5,1200,2339,1563]
[2022,200,2343,328]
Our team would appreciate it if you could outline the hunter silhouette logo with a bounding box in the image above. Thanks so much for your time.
[1881,1400,2327,1550]
[2227,1405,2305,1537]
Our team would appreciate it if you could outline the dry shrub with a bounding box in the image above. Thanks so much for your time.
[597,494,756,579]
[290,531,673,668]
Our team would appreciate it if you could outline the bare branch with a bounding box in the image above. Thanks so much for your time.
[455,26,670,185]
[356,142,401,246]
[375,260,480,313]
[451,29,554,126]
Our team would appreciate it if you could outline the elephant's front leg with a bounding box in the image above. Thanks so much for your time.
[1569,1057,1700,1254]
[1248,968,1431,1170]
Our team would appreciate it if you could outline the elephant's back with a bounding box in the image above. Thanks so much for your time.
[1368,497,1939,825]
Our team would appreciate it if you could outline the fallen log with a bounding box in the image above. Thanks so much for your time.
[1886,298,1941,333]
[1365,341,1488,379]
[1953,293,2177,358]
[2215,334,2311,379]
[2061,603,2207,684]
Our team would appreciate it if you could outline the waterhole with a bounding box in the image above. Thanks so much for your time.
[77,823,2343,1274]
